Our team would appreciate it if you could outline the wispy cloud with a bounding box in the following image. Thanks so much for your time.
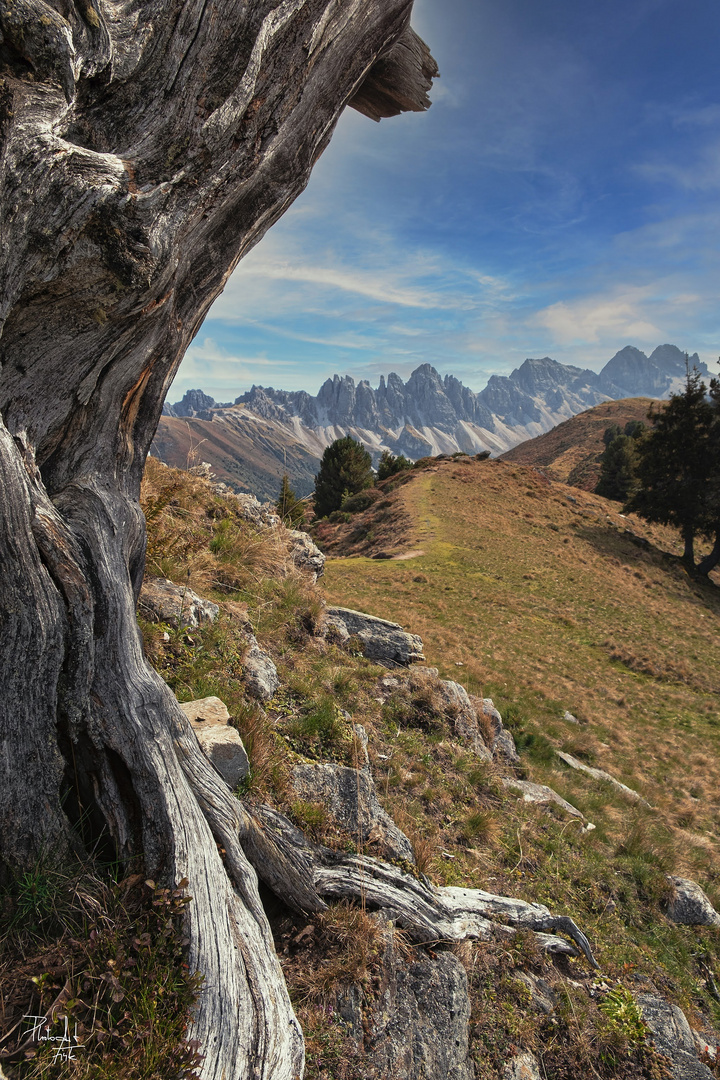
[635,141,720,192]
[531,286,662,345]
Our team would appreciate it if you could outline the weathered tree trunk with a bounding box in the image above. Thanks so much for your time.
[0,3,436,1077]
[0,5,597,1077]
[697,530,720,577]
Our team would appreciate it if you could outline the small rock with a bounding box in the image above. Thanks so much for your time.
[637,993,714,1080]
[291,761,413,862]
[556,750,652,807]
[242,637,279,701]
[514,971,556,1015]
[352,723,370,769]
[287,529,325,582]
[477,698,520,764]
[179,697,249,789]
[138,577,219,629]
[502,1051,542,1080]
[436,680,492,760]
[324,607,425,666]
[379,676,400,691]
[502,778,586,821]
[179,696,231,724]
[666,876,720,928]
[563,710,580,724]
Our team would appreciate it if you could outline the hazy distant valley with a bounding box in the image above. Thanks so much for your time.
[154,343,707,499]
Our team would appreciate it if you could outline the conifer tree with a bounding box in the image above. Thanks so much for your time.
[625,368,713,566]
[696,376,720,576]
[596,431,642,502]
[276,474,306,528]
[377,449,413,481]
[313,436,374,518]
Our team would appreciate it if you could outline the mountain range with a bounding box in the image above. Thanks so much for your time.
[154,344,708,498]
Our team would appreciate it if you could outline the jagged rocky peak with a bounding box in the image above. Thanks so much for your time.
[649,343,702,373]
[598,344,707,398]
[510,357,595,394]
[158,342,711,481]
[165,388,218,418]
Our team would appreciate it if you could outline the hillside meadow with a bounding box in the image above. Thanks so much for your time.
[321,456,720,887]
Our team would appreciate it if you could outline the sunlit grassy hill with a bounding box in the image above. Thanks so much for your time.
[499,397,658,490]
[321,456,720,877]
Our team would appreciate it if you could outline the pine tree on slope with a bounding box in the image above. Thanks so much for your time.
[625,368,713,567]
[313,436,374,518]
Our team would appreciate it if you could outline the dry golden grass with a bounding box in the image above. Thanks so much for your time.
[499,397,658,489]
[321,458,720,879]
[141,456,290,595]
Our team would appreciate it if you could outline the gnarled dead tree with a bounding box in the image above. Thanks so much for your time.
[0,3,437,1076]
[0,4,594,1078]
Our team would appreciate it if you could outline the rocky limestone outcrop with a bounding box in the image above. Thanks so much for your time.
[138,577,219,629]
[233,492,282,528]
[291,727,414,862]
[502,1052,542,1080]
[242,638,280,701]
[556,750,652,807]
[374,669,519,765]
[637,993,715,1080]
[179,697,249,789]
[324,607,425,667]
[476,697,521,764]
[287,529,325,582]
[336,915,474,1080]
[502,778,590,824]
[665,876,720,928]
[435,680,493,761]
[139,582,279,701]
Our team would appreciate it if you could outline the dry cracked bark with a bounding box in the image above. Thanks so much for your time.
[0,3,595,1076]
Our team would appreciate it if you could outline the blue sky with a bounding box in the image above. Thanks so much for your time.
[171,0,720,403]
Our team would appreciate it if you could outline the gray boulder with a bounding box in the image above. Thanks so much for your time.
[138,576,219,629]
[179,697,250,789]
[556,750,652,807]
[180,696,231,725]
[666,876,720,928]
[324,607,425,667]
[287,529,325,582]
[291,757,413,862]
[478,697,520,764]
[233,492,281,528]
[513,972,556,1015]
[218,600,279,701]
[502,778,587,821]
[242,637,279,701]
[336,916,474,1080]
[502,1052,541,1080]
[637,993,714,1080]
[435,680,492,760]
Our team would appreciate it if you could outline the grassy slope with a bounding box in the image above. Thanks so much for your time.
[500,398,658,490]
[152,412,320,499]
[321,459,720,956]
